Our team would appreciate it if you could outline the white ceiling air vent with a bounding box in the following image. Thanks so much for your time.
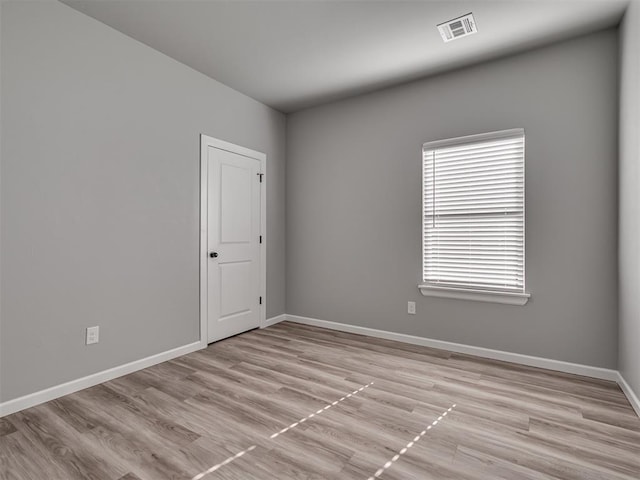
[437,13,477,43]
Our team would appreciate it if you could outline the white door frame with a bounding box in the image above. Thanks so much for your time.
[199,135,266,347]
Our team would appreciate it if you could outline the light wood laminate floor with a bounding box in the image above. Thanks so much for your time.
[1,321,639,479]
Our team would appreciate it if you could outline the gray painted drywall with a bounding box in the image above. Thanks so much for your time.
[287,29,619,368]
[0,1,286,402]
[619,1,640,395]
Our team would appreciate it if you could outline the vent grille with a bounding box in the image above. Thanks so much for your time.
[437,13,477,43]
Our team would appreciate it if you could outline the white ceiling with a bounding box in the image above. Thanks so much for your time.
[62,0,629,113]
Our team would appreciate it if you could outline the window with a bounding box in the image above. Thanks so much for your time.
[420,129,530,305]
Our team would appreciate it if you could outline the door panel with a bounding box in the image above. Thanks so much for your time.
[207,146,261,343]
[220,163,252,243]
[219,261,252,318]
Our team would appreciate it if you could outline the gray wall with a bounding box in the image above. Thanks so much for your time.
[0,1,286,402]
[619,1,640,395]
[287,29,619,368]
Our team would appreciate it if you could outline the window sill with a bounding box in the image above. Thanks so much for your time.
[418,285,530,305]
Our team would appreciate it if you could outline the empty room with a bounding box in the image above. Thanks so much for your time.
[1,0,640,478]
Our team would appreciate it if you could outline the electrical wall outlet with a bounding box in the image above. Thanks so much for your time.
[408,301,416,315]
[86,326,99,345]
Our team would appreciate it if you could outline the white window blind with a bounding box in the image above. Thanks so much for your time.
[422,129,525,295]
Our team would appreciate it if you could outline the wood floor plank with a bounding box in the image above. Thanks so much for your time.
[12,405,126,480]
[452,445,560,480]
[438,416,636,480]
[0,419,17,438]
[1,321,638,480]
[117,474,143,480]
[79,384,201,447]
[0,431,72,480]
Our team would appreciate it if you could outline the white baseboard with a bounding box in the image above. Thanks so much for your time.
[286,314,619,382]
[263,314,287,328]
[0,341,204,418]
[2,315,636,419]
[617,372,640,417]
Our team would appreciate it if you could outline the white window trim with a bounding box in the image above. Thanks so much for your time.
[419,284,530,305]
[419,128,530,305]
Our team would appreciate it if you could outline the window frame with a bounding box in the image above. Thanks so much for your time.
[418,129,530,305]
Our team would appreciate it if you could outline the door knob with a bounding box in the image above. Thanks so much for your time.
[209,252,218,258]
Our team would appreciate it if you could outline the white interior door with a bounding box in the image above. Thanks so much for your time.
[203,139,263,343]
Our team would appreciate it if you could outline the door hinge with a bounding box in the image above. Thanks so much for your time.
[259,296,263,305]
[257,173,264,183]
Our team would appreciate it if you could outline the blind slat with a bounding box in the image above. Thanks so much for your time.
[426,137,523,156]
[424,191,523,200]
[425,147,524,164]
[425,155,525,172]
[425,171,524,184]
